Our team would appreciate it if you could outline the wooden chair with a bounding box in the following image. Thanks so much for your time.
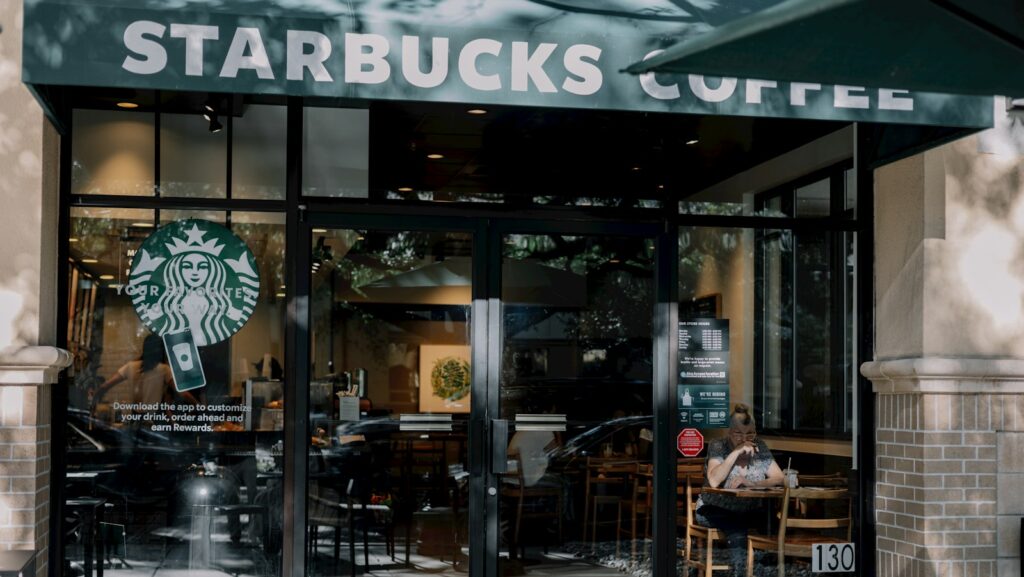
[583,458,634,552]
[682,476,731,577]
[615,463,652,558]
[746,487,851,577]
[500,454,563,558]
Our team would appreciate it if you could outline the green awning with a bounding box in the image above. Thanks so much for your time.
[21,0,995,129]
[626,0,1024,97]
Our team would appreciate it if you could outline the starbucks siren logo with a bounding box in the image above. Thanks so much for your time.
[127,219,260,346]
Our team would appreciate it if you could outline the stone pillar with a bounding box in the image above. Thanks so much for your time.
[865,104,1024,577]
[0,346,71,577]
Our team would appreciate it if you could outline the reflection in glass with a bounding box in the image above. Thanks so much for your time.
[303,109,370,198]
[234,105,287,200]
[307,229,472,576]
[499,234,653,576]
[64,209,286,576]
[160,113,228,198]
[677,225,857,577]
[71,110,155,196]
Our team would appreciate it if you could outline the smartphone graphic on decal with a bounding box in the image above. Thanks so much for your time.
[163,330,207,392]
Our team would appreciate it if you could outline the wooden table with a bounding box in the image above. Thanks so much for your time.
[703,486,848,499]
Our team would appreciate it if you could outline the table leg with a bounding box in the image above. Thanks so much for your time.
[96,505,105,577]
[82,509,94,577]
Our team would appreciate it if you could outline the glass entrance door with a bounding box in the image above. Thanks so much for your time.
[307,227,475,577]
[496,233,655,576]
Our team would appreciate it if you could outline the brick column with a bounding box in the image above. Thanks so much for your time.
[863,359,1024,577]
[0,346,71,577]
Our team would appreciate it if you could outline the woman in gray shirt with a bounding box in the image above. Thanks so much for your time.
[696,403,784,576]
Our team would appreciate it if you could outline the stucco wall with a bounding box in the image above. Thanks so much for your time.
[0,0,59,349]
[877,104,1024,359]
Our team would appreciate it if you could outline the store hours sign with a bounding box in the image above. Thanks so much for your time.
[127,219,260,391]
[678,318,730,429]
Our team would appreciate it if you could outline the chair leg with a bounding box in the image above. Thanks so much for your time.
[630,508,637,558]
[615,504,623,556]
[778,554,785,577]
[704,535,713,577]
[746,542,754,577]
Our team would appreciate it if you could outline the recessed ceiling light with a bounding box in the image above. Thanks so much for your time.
[280,285,286,289]
[397,187,414,192]
[609,259,621,264]
[80,258,99,264]
[312,228,328,233]
[116,102,139,109]
[632,166,641,171]
[657,184,665,190]
[99,274,115,280]
[276,292,286,298]
[131,222,154,228]
[356,235,365,241]
[686,139,699,145]
[427,153,444,160]
[467,109,488,115]
[68,237,79,243]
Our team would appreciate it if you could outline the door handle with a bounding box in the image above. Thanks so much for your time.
[491,419,508,474]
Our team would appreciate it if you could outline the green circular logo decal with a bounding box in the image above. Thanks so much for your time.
[127,219,260,347]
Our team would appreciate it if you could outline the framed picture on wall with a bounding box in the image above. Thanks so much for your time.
[418,345,472,413]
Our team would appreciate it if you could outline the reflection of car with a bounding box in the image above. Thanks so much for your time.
[549,416,653,469]
[65,408,198,503]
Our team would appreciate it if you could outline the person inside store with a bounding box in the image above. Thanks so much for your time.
[696,403,785,576]
[92,333,198,411]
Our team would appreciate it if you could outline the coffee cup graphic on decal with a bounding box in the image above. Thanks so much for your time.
[172,343,195,371]
[163,330,207,393]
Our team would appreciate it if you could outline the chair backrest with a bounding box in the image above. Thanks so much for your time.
[777,486,852,547]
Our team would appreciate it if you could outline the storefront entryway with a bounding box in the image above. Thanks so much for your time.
[304,215,661,577]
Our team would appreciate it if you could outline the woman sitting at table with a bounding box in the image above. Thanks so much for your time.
[696,403,784,576]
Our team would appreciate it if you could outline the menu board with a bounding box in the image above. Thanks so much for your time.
[678,319,730,429]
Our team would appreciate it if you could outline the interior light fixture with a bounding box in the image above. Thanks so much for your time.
[686,139,699,145]
[657,184,665,190]
[68,237,79,243]
[116,102,139,109]
[467,108,488,115]
[312,228,328,233]
[609,259,621,264]
[276,292,286,298]
[208,116,223,133]
[131,222,154,228]
[632,166,641,171]
[427,153,444,159]
[397,187,414,192]
[80,258,99,264]
[99,274,115,280]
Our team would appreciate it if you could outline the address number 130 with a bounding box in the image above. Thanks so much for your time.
[812,543,855,573]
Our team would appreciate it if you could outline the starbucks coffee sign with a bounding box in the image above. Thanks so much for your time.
[127,219,260,347]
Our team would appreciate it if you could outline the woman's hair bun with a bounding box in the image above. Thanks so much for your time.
[733,402,751,414]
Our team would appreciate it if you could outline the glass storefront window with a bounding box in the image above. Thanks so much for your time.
[677,222,856,577]
[160,113,228,199]
[234,105,287,201]
[65,208,286,576]
[302,108,370,198]
[499,233,654,575]
[307,229,472,576]
[71,110,156,196]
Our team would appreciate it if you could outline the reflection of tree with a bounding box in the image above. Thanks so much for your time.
[503,235,653,385]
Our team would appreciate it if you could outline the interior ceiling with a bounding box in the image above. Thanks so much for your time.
[369,100,846,199]
[68,87,846,202]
